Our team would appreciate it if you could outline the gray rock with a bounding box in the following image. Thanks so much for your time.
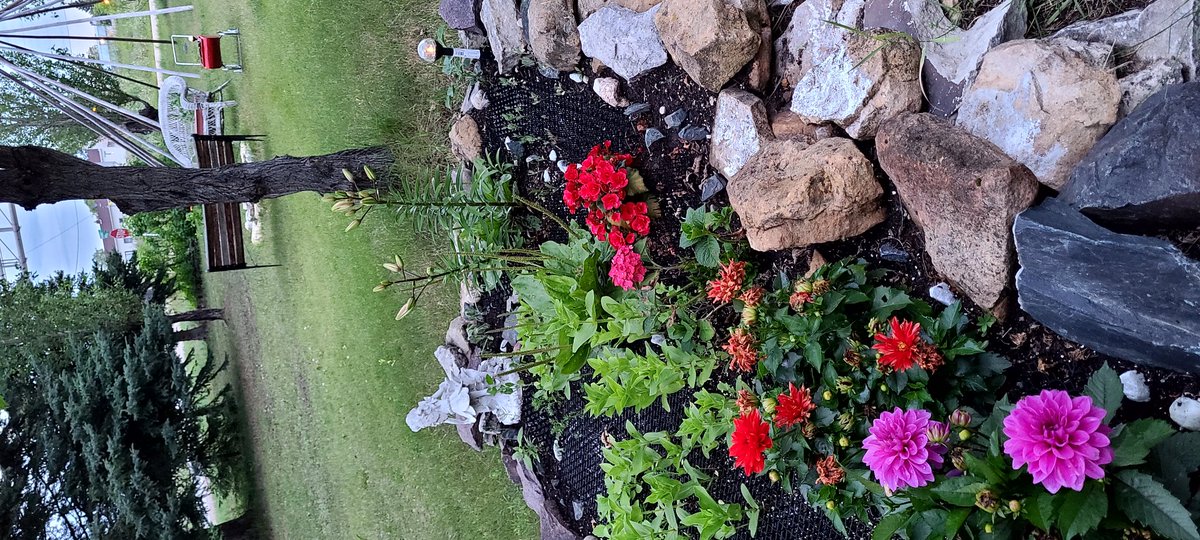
[624,102,651,116]
[956,38,1120,190]
[1013,198,1200,373]
[700,174,727,201]
[710,89,773,178]
[539,65,562,78]
[679,125,709,141]
[505,137,526,159]
[481,0,528,73]
[592,77,630,107]
[459,29,490,49]
[579,5,668,80]
[1120,370,1151,402]
[1117,59,1184,116]
[568,72,588,83]
[514,459,582,539]
[863,0,1027,116]
[445,316,473,356]
[929,283,958,307]
[502,313,519,348]
[774,0,868,88]
[644,127,665,147]
[1171,396,1200,430]
[664,108,688,129]
[572,499,585,520]
[1055,0,1199,80]
[528,0,581,71]
[440,0,479,30]
[469,84,490,110]
[789,27,923,139]
[1060,82,1200,229]
[878,240,910,262]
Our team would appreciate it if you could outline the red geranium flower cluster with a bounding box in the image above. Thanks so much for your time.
[563,142,651,250]
[730,409,773,475]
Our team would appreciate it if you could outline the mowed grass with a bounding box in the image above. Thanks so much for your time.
[108,0,537,537]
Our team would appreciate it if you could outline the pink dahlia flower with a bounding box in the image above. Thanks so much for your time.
[863,408,942,493]
[608,246,646,290]
[1002,390,1113,493]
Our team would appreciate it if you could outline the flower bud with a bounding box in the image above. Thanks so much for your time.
[801,422,816,438]
[867,317,883,335]
[950,409,972,428]
[950,448,966,471]
[975,490,999,513]
[342,168,355,182]
[822,390,834,401]
[789,291,812,311]
[836,376,854,394]
[843,346,863,368]
[825,500,836,510]
[811,279,831,296]
[958,429,971,442]
[880,384,888,393]
[837,412,855,431]
[795,281,813,294]
[927,421,950,444]
[1008,500,1021,514]
[741,305,759,326]
[762,398,777,415]
[769,470,780,483]
[838,436,850,448]
[984,524,993,534]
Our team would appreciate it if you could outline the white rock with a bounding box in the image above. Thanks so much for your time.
[569,72,588,83]
[1055,0,1199,79]
[1117,58,1184,116]
[469,84,490,110]
[592,76,630,107]
[579,5,668,80]
[710,88,774,178]
[1120,370,1151,402]
[1170,396,1200,431]
[929,282,957,306]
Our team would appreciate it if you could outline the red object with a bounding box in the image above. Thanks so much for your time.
[197,35,224,69]
[774,383,815,428]
[873,317,923,372]
[110,228,131,239]
[729,409,773,476]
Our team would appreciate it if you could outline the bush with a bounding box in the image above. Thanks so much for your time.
[125,207,204,304]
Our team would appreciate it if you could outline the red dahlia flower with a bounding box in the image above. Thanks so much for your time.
[730,409,773,475]
[872,317,922,371]
[723,327,759,372]
[774,383,815,428]
[707,260,747,304]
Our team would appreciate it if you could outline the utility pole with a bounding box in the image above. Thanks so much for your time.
[0,203,28,275]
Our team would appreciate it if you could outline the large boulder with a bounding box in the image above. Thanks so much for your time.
[1060,82,1200,229]
[1055,0,1199,80]
[578,5,668,79]
[863,0,1027,116]
[480,0,528,73]
[729,138,886,251]
[956,38,1120,190]
[577,0,663,18]
[654,0,763,92]
[775,0,867,86]
[527,0,581,71]
[710,89,773,179]
[789,27,923,139]
[877,114,1039,310]
[1013,198,1200,373]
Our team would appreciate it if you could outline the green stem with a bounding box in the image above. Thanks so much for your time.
[514,195,578,239]
[492,356,558,377]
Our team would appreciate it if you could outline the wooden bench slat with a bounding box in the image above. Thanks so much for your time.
[195,134,248,272]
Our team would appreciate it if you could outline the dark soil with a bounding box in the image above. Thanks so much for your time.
[466,6,1200,537]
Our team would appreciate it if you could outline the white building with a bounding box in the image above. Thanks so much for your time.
[85,137,131,166]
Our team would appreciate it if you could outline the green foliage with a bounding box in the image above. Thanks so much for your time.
[584,343,716,417]
[435,25,480,110]
[677,389,735,458]
[680,206,736,268]
[125,207,204,304]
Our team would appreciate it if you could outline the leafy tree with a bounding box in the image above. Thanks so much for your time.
[125,208,204,303]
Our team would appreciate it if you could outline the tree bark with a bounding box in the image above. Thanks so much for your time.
[168,308,224,324]
[213,512,259,540]
[0,144,393,214]
[172,326,208,343]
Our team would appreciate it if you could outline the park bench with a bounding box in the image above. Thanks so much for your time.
[193,134,271,272]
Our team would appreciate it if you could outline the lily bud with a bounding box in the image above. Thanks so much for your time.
[342,168,355,182]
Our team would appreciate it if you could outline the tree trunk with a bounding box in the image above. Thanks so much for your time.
[0,144,393,214]
[169,308,224,324]
[213,512,259,540]
[172,326,208,343]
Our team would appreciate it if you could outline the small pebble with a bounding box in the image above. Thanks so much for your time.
[665,109,688,129]
[573,500,585,521]
[1120,370,1151,402]
[538,65,560,79]
[1170,396,1200,430]
[542,169,552,183]
[624,103,651,117]
[700,174,726,201]
[557,160,570,172]
[879,240,910,262]
[553,438,564,461]
[929,282,957,306]
[679,125,709,141]
[504,138,525,159]
[548,149,558,162]
[651,334,667,346]
[644,127,665,148]
[569,72,588,83]
[658,106,666,114]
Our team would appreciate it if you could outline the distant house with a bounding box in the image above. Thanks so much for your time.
[91,199,137,259]
[85,137,130,166]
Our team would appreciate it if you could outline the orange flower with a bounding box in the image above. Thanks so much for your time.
[739,286,765,307]
[723,328,759,372]
[736,389,759,416]
[914,341,945,372]
[816,455,845,485]
[707,261,747,304]
[872,317,922,371]
[789,291,812,311]
[774,383,815,428]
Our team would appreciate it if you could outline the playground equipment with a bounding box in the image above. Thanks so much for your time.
[171,29,244,72]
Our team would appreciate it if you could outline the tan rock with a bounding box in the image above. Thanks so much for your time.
[877,113,1040,310]
[747,27,773,92]
[956,38,1120,190]
[527,0,582,71]
[654,0,762,92]
[450,115,482,162]
[729,138,886,251]
[769,109,835,143]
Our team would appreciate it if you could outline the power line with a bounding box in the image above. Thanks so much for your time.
[23,211,92,255]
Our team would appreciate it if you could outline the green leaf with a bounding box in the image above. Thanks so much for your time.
[871,287,912,319]
[944,507,971,539]
[1025,491,1057,531]
[1152,432,1200,501]
[1057,480,1107,539]
[511,275,553,314]
[930,476,986,507]
[872,512,909,540]
[698,320,716,342]
[560,345,590,374]
[0,394,6,409]
[1115,470,1200,540]
[739,483,759,510]
[1111,418,1177,467]
[694,236,720,268]
[1084,363,1123,423]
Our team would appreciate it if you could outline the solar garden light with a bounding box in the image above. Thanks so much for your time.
[417,37,482,63]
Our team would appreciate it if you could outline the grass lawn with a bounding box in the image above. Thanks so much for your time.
[112,0,537,537]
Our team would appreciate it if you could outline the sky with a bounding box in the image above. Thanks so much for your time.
[1,7,116,281]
